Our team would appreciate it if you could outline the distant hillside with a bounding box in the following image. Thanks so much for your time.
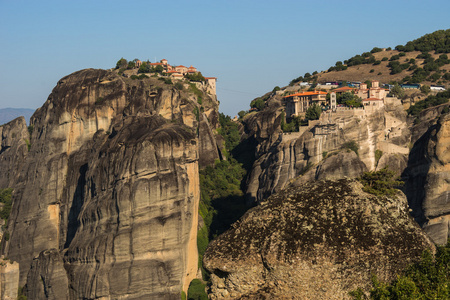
[0,108,34,125]
[291,29,450,86]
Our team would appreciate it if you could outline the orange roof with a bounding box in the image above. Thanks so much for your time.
[205,77,217,79]
[284,91,327,98]
[176,65,187,68]
[167,70,179,73]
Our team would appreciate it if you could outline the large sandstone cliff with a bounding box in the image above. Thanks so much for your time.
[403,105,450,244]
[0,117,29,188]
[204,179,434,299]
[1,69,221,299]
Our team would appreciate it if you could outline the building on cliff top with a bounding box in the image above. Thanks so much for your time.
[284,80,389,119]
[284,91,327,117]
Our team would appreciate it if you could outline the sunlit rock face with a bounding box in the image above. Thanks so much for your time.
[1,69,220,299]
[204,179,434,299]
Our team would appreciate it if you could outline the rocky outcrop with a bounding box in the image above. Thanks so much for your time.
[404,112,450,244]
[1,69,219,298]
[204,179,434,299]
[0,117,29,188]
[0,260,19,300]
[244,97,412,203]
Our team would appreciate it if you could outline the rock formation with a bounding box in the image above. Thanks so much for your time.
[404,108,450,244]
[0,117,30,188]
[204,179,435,299]
[243,95,411,204]
[0,69,221,299]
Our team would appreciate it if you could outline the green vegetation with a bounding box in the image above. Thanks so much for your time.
[343,141,359,155]
[305,103,322,120]
[115,58,127,69]
[187,279,208,300]
[389,84,405,99]
[174,82,184,91]
[189,84,203,104]
[375,150,383,165]
[24,139,31,151]
[344,52,376,67]
[281,114,305,132]
[138,62,151,73]
[250,94,270,110]
[407,90,450,116]
[185,72,206,82]
[371,47,383,53]
[0,188,13,222]
[158,77,173,85]
[358,167,403,197]
[395,29,450,53]
[27,125,33,137]
[351,241,450,299]
[197,113,251,281]
[337,92,362,107]
[420,84,431,94]
[17,286,27,300]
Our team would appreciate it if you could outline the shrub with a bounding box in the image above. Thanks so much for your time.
[0,188,13,221]
[343,141,359,155]
[187,279,207,300]
[370,69,374,73]
[420,85,431,94]
[407,90,450,115]
[351,241,450,299]
[305,103,322,120]
[115,58,127,69]
[382,57,388,61]
[371,47,383,53]
[174,82,184,91]
[185,72,206,82]
[358,167,403,197]
[375,149,383,165]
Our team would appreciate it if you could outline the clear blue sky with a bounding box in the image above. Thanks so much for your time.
[1,0,449,116]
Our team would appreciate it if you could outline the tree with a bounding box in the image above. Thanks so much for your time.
[390,84,405,99]
[153,65,164,73]
[115,58,127,69]
[420,84,431,95]
[238,110,246,119]
[305,104,321,120]
[138,62,151,73]
[358,167,403,197]
[127,61,135,69]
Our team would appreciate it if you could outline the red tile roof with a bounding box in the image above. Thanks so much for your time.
[284,91,327,98]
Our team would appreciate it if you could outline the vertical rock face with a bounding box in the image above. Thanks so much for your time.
[0,116,29,188]
[244,106,408,203]
[404,112,450,244]
[1,69,219,299]
[0,260,20,300]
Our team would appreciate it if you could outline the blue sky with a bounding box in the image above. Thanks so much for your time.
[1,0,449,116]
